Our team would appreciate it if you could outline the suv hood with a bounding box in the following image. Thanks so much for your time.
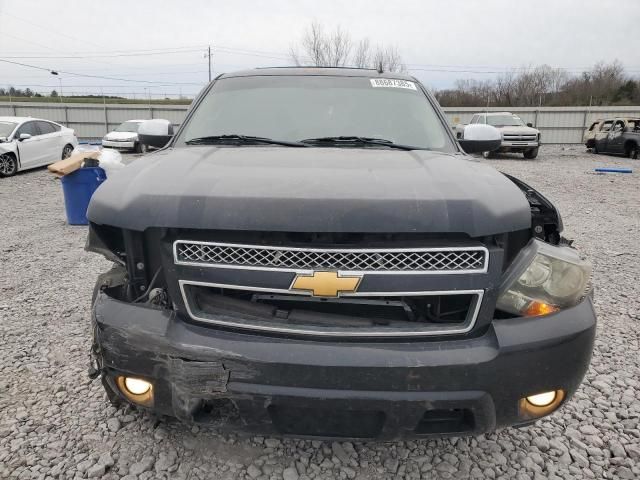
[497,125,539,135]
[88,146,531,236]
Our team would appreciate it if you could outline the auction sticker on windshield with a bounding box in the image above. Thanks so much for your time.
[370,78,417,90]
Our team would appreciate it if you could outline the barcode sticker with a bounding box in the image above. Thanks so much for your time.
[370,78,417,90]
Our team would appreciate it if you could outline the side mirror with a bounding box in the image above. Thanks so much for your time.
[19,133,32,141]
[458,124,502,154]
[138,119,173,149]
[526,123,533,128]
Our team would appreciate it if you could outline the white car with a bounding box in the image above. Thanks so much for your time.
[102,120,149,153]
[0,116,78,178]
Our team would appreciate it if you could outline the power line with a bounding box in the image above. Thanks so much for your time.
[0,48,206,59]
[0,58,205,86]
[1,11,108,51]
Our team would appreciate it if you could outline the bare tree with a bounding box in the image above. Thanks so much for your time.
[290,22,405,72]
[290,21,351,67]
[372,45,406,73]
[352,38,371,68]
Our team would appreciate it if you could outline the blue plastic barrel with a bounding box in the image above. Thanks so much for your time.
[60,167,107,225]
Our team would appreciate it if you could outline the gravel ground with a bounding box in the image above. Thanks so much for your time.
[0,145,638,480]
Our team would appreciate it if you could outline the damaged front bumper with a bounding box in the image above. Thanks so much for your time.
[93,292,596,440]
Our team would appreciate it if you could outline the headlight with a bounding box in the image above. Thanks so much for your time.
[497,240,591,317]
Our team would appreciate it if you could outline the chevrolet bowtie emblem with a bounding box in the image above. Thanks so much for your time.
[290,271,362,297]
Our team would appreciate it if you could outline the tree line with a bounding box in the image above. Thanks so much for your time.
[0,87,128,100]
[434,61,639,107]
[290,23,638,107]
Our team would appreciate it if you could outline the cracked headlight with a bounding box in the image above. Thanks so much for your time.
[497,240,592,317]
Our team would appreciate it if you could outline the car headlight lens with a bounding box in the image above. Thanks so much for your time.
[497,240,592,317]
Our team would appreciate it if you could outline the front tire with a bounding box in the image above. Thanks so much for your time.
[523,147,539,159]
[62,144,74,159]
[134,142,147,154]
[0,153,18,177]
[626,143,638,160]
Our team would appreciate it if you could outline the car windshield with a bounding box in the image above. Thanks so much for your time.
[0,121,18,138]
[114,121,141,133]
[486,115,525,127]
[177,75,455,152]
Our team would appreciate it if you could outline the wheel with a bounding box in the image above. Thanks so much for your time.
[62,144,74,159]
[135,142,147,154]
[626,143,638,160]
[0,153,18,177]
[523,147,539,159]
[593,143,599,154]
[482,151,496,159]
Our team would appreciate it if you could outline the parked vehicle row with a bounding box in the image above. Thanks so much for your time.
[0,116,77,177]
[584,117,639,159]
[101,119,173,153]
[454,111,541,159]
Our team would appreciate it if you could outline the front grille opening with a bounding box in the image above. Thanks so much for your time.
[268,405,385,438]
[414,408,474,435]
[192,398,240,423]
[189,285,476,329]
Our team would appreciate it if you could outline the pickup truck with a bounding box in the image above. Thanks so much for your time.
[457,112,541,159]
[591,117,640,159]
[86,68,595,440]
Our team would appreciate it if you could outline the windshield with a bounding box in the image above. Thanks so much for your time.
[0,121,18,138]
[177,75,455,152]
[114,121,142,133]
[486,115,525,127]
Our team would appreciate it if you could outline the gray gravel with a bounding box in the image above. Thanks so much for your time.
[1,145,638,479]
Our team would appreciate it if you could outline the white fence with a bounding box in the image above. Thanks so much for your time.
[1,102,640,144]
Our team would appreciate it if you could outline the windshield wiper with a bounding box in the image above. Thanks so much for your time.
[185,134,307,147]
[299,136,422,151]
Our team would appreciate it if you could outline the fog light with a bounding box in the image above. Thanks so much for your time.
[519,389,565,419]
[526,391,556,407]
[124,377,151,395]
[116,376,153,406]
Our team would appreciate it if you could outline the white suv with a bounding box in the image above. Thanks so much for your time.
[469,112,541,159]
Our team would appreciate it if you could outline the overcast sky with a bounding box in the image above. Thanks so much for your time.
[0,0,638,98]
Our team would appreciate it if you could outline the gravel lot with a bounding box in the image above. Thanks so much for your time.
[1,145,638,480]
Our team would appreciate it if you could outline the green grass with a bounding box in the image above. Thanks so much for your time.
[0,96,193,105]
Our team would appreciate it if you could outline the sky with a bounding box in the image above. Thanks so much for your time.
[0,0,639,99]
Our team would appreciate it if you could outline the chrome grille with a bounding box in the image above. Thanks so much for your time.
[174,241,488,273]
[503,134,537,142]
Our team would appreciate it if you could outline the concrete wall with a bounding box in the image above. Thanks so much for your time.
[2,102,640,144]
[0,102,187,141]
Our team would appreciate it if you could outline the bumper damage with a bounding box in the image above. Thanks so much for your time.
[92,291,596,440]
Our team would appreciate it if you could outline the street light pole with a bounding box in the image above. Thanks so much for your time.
[144,87,152,118]
[205,45,212,82]
[50,70,62,103]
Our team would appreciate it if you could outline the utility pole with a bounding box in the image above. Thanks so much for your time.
[205,45,212,82]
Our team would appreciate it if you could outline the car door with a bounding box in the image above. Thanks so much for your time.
[14,121,45,170]
[36,121,63,164]
[594,120,613,152]
[606,120,626,154]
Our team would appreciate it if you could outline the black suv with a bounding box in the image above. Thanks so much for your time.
[87,68,595,440]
